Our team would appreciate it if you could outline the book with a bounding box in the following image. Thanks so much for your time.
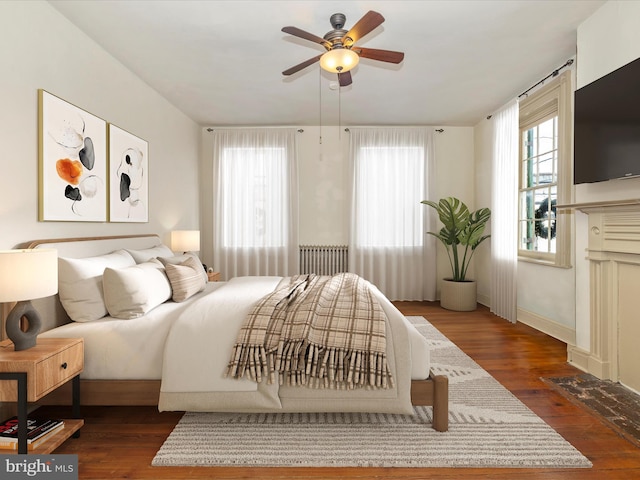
[0,425,65,451]
[0,417,64,449]
[0,426,65,451]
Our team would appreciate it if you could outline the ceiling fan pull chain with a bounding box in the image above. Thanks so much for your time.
[319,66,323,145]
[338,83,342,139]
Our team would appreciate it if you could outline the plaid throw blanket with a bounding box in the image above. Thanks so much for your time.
[226,273,393,390]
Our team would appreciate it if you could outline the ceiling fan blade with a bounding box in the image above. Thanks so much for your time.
[342,10,385,46]
[353,47,404,64]
[282,26,331,49]
[282,54,323,76]
[338,71,352,87]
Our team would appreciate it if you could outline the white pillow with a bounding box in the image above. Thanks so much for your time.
[103,261,172,319]
[125,244,174,264]
[158,252,208,284]
[162,255,206,302]
[58,250,136,322]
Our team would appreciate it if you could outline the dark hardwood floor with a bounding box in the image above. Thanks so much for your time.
[38,302,640,479]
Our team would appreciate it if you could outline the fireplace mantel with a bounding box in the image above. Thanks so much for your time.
[557,198,640,211]
[566,200,640,393]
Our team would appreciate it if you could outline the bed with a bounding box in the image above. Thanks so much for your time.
[17,234,448,431]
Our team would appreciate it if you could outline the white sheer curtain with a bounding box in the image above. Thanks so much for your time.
[491,101,519,322]
[212,128,298,279]
[349,128,436,301]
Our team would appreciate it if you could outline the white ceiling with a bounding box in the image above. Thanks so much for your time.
[47,0,606,127]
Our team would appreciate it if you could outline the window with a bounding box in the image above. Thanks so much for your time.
[349,128,436,301]
[353,145,425,247]
[518,71,572,266]
[212,129,298,278]
[220,147,287,248]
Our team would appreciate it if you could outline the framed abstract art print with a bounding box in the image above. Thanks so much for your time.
[38,90,107,221]
[108,124,149,222]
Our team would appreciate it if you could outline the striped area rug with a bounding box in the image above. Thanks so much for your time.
[152,317,591,468]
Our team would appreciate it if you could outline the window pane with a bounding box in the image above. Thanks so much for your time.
[221,147,287,248]
[519,220,534,250]
[522,157,532,188]
[520,189,534,221]
[524,128,536,158]
[537,117,555,155]
[355,146,424,247]
[537,152,554,185]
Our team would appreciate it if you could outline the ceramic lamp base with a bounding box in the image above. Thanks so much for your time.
[5,300,41,351]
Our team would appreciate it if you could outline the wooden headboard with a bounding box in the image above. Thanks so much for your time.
[20,234,164,333]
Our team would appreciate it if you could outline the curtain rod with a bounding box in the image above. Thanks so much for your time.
[343,127,445,132]
[205,127,304,132]
[518,58,574,98]
[487,58,574,119]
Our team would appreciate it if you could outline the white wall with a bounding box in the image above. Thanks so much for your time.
[199,125,476,292]
[297,127,350,246]
[473,119,493,305]
[573,0,640,350]
[433,127,477,294]
[0,1,201,251]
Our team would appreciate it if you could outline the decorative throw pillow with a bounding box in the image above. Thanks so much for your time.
[125,244,174,264]
[162,255,206,302]
[103,261,172,319]
[58,250,136,322]
[158,252,208,284]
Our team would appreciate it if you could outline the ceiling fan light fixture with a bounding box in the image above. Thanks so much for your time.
[319,48,359,73]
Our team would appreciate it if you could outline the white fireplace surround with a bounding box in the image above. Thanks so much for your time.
[565,199,640,393]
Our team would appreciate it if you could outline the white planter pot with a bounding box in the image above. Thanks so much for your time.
[440,279,477,311]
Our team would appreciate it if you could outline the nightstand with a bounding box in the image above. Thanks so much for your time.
[0,337,84,454]
[207,271,221,282]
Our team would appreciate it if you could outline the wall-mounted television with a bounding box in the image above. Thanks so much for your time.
[573,56,640,185]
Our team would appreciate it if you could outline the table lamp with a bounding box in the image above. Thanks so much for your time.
[0,249,58,351]
[170,230,200,254]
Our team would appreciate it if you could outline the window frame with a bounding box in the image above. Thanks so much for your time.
[518,71,573,267]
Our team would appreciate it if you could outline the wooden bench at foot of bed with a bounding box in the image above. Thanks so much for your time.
[39,372,449,432]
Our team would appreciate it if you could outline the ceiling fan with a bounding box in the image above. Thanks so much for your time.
[282,10,404,87]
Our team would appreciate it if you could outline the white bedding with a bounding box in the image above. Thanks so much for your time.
[161,276,282,392]
[40,282,225,379]
[157,276,430,414]
[41,275,430,413]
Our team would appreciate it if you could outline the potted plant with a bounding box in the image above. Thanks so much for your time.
[421,197,491,311]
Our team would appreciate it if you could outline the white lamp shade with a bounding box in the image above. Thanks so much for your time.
[319,48,359,73]
[170,230,200,252]
[0,248,58,302]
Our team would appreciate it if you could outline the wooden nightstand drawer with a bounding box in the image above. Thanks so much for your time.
[35,342,83,398]
[207,271,221,282]
[0,338,84,402]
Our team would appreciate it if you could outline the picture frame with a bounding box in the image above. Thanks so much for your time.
[38,90,107,222]
[108,124,149,222]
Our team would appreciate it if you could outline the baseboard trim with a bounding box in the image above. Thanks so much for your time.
[477,293,490,308]
[567,345,590,373]
[517,307,576,344]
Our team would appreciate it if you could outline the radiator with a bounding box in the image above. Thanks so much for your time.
[299,245,348,275]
